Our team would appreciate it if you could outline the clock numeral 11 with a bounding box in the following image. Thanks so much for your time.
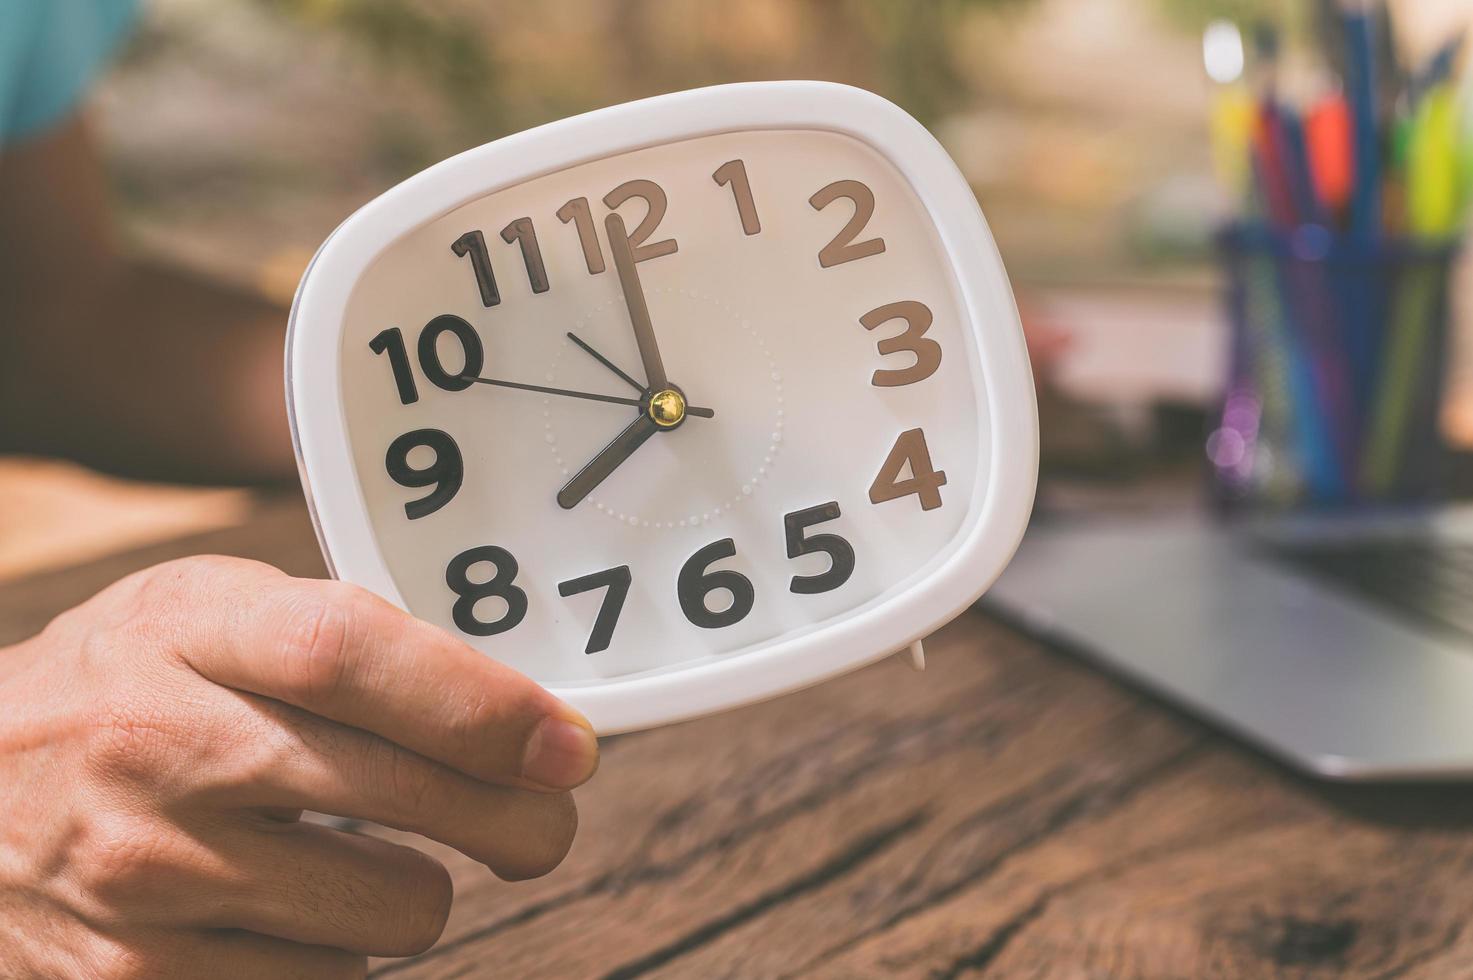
[445,501,855,650]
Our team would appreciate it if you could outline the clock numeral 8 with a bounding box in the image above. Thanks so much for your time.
[446,546,528,637]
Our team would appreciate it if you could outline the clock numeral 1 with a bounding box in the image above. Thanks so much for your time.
[713,159,761,235]
[451,230,501,308]
[870,428,948,511]
[368,327,418,405]
[447,545,528,637]
[861,300,941,387]
[678,538,754,629]
[500,217,550,294]
[784,502,855,594]
[385,428,462,519]
[809,178,886,268]
[558,565,632,654]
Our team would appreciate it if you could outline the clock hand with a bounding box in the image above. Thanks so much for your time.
[566,332,643,393]
[462,373,715,417]
[604,212,667,390]
[557,413,659,509]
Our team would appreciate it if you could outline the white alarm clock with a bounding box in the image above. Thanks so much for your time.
[286,81,1036,734]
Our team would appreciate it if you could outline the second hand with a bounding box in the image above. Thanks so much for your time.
[462,375,715,418]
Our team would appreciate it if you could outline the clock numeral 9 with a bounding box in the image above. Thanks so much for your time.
[678,538,756,629]
[447,545,528,637]
[369,315,483,405]
[385,428,462,519]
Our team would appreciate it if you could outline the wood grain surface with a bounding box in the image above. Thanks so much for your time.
[8,494,1473,978]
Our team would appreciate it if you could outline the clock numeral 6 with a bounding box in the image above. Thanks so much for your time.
[447,545,528,637]
[678,538,756,629]
[385,428,463,519]
[871,428,948,511]
[370,315,484,406]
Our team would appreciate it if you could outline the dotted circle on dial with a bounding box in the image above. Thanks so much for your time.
[541,287,783,530]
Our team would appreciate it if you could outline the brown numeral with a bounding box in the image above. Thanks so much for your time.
[557,196,605,274]
[809,179,885,268]
[860,300,941,387]
[869,428,947,511]
[500,217,549,294]
[603,179,678,262]
[713,159,761,235]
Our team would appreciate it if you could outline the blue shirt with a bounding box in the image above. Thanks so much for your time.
[0,0,138,145]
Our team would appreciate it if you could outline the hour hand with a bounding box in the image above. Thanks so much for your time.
[557,413,659,509]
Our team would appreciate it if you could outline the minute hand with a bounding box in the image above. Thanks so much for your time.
[605,212,667,390]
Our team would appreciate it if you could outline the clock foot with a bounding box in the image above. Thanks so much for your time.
[903,640,926,671]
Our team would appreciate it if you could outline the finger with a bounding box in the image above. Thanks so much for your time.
[156,557,598,791]
[195,821,454,957]
[165,929,365,980]
[224,696,578,880]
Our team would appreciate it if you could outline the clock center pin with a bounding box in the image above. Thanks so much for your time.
[648,388,686,428]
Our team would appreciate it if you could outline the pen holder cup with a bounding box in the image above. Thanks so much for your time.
[1210,223,1463,510]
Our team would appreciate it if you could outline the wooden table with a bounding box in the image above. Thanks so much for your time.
[9,494,1473,978]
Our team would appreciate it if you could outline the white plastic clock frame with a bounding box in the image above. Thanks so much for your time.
[287,81,1038,734]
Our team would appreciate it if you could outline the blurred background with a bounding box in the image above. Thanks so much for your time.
[5,0,1472,578]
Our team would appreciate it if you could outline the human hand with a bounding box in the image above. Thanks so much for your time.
[0,556,598,978]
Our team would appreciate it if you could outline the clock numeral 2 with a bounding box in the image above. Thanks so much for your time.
[558,565,632,654]
[809,178,886,268]
[870,428,948,511]
[370,315,483,405]
[447,546,528,637]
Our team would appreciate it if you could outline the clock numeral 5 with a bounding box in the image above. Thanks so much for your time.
[784,502,855,595]
[447,545,528,637]
[871,428,948,511]
[385,428,463,519]
[558,565,632,655]
[369,315,484,406]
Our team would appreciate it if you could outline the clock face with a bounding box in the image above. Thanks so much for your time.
[289,83,1036,731]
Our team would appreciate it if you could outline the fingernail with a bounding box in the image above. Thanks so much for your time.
[522,716,599,789]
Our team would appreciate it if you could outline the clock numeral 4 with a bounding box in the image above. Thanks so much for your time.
[369,315,483,405]
[446,545,528,637]
[870,428,948,511]
[385,428,463,519]
[558,565,632,655]
[678,538,756,629]
[861,300,941,387]
[809,178,886,268]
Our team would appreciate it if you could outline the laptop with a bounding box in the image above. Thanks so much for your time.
[984,505,1473,781]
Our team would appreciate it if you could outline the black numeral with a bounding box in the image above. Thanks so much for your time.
[446,546,528,637]
[451,230,501,307]
[784,502,855,594]
[500,217,550,294]
[558,565,632,654]
[369,328,418,405]
[385,429,462,520]
[678,539,754,629]
[417,314,483,391]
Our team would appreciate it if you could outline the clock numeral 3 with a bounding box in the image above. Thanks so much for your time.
[784,502,856,595]
[809,178,886,268]
[861,300,941,387]
[385,428,462,519]
[870,428,948,511]
[558,565,632,655]
[713,159,761,236]
[678,539,755,629]
[447,545,528,637]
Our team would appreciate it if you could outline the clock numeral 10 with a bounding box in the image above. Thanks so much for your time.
[445,502,854,650]
[370,315,484,405]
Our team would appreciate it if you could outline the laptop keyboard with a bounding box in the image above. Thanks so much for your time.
[1264,538,1473,642]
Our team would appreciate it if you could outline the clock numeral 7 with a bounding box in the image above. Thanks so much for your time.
[369,315,483,405]
[558,565,632,655]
